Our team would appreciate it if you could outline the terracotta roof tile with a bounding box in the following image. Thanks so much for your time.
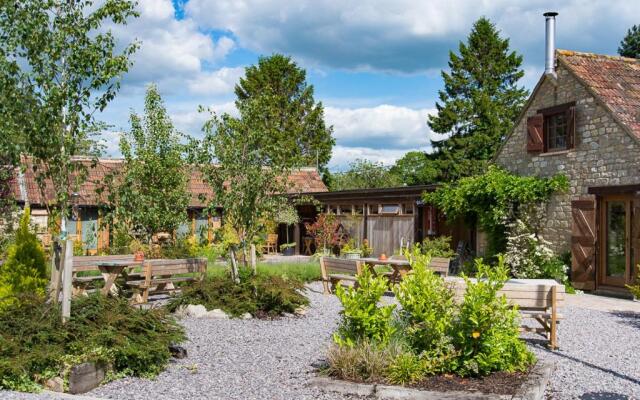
[13,158,327,208]
[557,50,640,139]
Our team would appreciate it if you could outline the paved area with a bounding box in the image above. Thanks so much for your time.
[565,292,640,313]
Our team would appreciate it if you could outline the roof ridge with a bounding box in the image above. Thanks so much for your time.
[557,49,638,63]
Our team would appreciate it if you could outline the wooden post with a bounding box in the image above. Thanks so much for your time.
[62,239,73,323]
[229,248,240,283]
[250,244,257,274]
[49,241,62,302]
[550,285,558,350]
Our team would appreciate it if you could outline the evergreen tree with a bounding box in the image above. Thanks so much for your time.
[618,25,640,58]
[0,208,48,309]
[235,54,335,171]
[427,17,528,181]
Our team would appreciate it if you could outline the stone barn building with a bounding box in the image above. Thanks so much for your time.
[495,47,640,294]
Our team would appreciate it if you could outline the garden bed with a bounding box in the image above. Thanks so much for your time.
[311,360,553,400]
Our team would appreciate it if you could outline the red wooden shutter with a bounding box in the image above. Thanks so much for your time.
[566,106,576,149]
[526,114,544,153]
[571,199,596,290]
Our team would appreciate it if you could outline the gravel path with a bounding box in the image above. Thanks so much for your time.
[2,286,640,399]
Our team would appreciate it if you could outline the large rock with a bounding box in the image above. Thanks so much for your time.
[184,304,207,318]
[169,344,188,359]
[203,308,229,319]
[68,362,108,394]
[241,312,253,320]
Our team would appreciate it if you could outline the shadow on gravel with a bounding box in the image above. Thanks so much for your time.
[526,341,640,387]
[580,392,629,400]
[610,311,640,330]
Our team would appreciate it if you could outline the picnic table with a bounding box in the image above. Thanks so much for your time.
[356,257,411,279]
[96,260,143,296]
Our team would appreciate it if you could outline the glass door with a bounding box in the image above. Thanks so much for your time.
[600,197,632,287]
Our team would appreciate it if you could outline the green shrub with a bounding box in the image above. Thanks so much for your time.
[416,236,455,258]
[0,294,184,392]
[167,273,309,318]
[0,208,48,310]
[333,268,396,347]
[453,257,534,376]
[394,249,455,353]
[325,339,402,383]
[386,351,424,385]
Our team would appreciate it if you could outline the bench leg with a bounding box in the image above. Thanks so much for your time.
[322,279,331,295]
[549,287,558,350]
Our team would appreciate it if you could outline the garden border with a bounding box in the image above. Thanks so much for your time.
[308,360,554,400]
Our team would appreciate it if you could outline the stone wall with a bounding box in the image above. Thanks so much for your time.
[495,64,640,254]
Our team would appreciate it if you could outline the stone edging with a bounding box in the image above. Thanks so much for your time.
[309,361,555,400]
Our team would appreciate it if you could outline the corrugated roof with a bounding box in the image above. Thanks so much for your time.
[557,49,640,140]
[12,158,327,208]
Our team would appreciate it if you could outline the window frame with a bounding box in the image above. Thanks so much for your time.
[537,101,576,154]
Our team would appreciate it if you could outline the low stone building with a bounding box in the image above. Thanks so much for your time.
[495,49,640,293]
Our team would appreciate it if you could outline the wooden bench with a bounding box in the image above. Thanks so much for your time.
[72,255,136,296]
[429,257,450,277]
[449,278,565,349]
[320,257,364,294]
[129,258,207,303]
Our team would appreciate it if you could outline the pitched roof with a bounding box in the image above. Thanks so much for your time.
[557,50,640,140]
[11,158,327,208]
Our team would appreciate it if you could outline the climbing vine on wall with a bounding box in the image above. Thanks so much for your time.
[423,166,569,256]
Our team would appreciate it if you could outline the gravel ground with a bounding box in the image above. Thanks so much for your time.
[2,285,640,400]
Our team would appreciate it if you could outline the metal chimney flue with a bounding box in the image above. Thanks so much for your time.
[544,12,558,77]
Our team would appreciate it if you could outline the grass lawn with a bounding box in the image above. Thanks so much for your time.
[207,260,321,282]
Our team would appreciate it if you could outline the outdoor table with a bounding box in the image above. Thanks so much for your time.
[356,257,412,281]
[97,261,143,296]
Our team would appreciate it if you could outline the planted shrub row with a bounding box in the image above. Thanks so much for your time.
[327,249,534,385]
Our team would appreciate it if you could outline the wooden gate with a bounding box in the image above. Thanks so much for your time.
[571,199,596,290]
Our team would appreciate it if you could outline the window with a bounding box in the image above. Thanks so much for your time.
[403,203,414,215]
[354,205,364,215]
[327,205,338,214]
[545,112,568,151]
[381,204,400,214]
[527,102,575,154]
[369,204,380,215]
[339,205,352,215]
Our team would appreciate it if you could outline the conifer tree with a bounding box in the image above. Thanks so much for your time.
[427,17,528,181]
[235,54,335,171]
[618,25,640,58]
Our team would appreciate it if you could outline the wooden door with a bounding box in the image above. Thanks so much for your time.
[598,195,635,288]
[571,199,596,290]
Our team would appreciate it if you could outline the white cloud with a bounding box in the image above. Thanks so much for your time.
[170,101,238,135]
[109,0,236,95]
[187,67,244,96]
[325,105,435,150]
[184,0,640,73]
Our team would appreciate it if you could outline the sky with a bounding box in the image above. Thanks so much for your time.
[98,0,640,171]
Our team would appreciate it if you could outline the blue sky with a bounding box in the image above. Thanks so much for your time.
[98,0,640,170]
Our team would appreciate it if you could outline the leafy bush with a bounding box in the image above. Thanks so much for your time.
[333,268,396,347]
[416,236,455,258]
[453,257,534,376]
[0,294,184,392]
[0,208,48,310]
[167,272,309,318]
[327,254,535,383]
[393,250,455,353]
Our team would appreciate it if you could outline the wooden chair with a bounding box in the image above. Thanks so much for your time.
[429,257,450,277]
[71,255,135,296]
[264,234,278,255]
[450,278,565,349]
[320,257,364,294]
[129,258,207,303]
